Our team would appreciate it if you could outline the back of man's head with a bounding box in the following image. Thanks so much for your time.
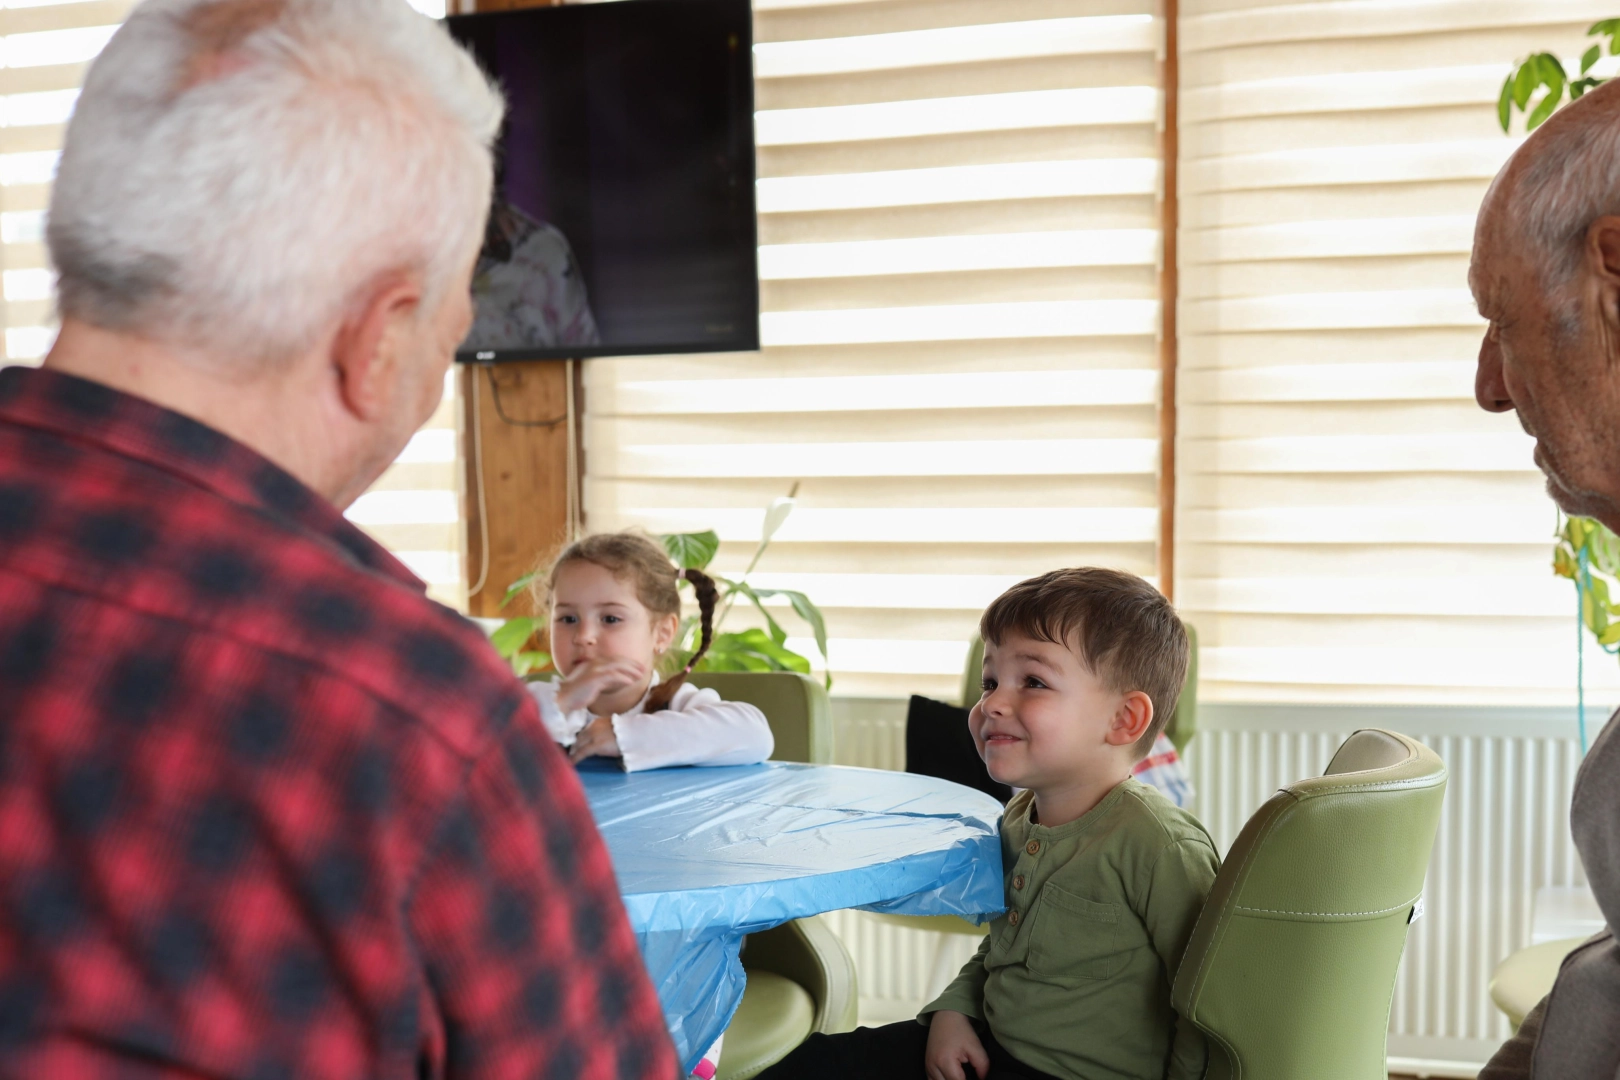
[49,0,504,371]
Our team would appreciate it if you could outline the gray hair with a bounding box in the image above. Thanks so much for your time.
[1514,106,1620,292]
[48,0,504,368]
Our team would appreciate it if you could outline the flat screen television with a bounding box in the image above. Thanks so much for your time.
[446,0,758,362]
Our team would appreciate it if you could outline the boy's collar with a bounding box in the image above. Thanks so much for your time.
[1025,777,1134,836]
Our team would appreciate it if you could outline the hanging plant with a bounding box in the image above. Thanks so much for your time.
[1499,20,1620,131]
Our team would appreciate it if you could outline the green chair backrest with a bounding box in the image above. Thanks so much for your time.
[958,624,1199,752]
[687,671,832,764]
[1171,729,1447,1080]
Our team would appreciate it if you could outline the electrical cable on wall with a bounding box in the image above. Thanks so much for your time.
[565,358,580,542]
[467,367,491,602]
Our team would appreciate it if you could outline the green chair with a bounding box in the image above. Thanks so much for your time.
[689,671,832,766]
[1490,936,1587,1030]
[686,671,857,1079]
[1171,729,1448,1080]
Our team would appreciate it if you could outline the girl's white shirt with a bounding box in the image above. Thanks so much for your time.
[526,673,774,772]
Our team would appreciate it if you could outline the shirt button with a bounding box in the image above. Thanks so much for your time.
[1008,910,1021,926]
[1026,840,1040,856]
[1013,875,1025,890]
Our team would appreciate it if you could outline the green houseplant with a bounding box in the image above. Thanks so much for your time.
[1499,20,1620,131]
[488,491,831,686]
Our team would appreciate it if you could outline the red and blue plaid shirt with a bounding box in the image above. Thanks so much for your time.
[0,367,676,1080]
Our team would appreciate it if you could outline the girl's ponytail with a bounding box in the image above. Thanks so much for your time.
[645,567,718,712]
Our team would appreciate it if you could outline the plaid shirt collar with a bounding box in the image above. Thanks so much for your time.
[0,364,420,591]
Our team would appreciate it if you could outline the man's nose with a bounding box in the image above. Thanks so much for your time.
[1475,333,1514,413]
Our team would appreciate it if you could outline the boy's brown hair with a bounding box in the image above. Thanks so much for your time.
[980,567,1188,760]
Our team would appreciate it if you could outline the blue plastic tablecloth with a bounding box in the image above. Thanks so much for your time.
[577,761,1006,1073]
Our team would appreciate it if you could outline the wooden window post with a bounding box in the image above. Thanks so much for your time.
[1158,0,1179,602]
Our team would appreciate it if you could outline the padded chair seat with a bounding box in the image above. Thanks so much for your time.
[716,970,816,1080]
[1490,937,1587,1030]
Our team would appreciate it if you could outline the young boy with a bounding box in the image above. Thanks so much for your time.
[760,568,1220,1080]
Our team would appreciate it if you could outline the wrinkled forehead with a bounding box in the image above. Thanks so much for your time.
[1469,168,1519,311]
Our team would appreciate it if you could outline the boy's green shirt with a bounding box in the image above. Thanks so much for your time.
[922,778,1220,1080]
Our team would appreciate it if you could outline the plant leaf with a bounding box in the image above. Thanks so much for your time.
[490,617,537,657]
[761,496,796,544]
[726,580,789,645]
[1583,44,1601,75]
[512,650,551,677]
[1514,58,1538,109]
[1498,75,1515,130]
[1594,18,1620,53]
[501,572,541,609]
[1538,53,1567,89]
[1524,54,1566,130]
[1527,87,1562,130]
[660,530,721,570]
[1571,516,1593,552]
[1555,544,1578,579]
[705,628,812,674]
[1592,524,1620,574]
[1600,622,1620,647]
[757,588,830,665]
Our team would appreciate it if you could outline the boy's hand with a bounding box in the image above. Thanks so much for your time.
[568,714,622,763]
[925,1010,989,1080]
[555,656,647,713]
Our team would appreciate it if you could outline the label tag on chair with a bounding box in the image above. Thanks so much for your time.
[1409,897,1424,924]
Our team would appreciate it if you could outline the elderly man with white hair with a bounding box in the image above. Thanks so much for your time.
[0,1,676,1077]
[1472,79,1620,1079]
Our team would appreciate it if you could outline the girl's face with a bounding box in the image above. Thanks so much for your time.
[549,559,678,677]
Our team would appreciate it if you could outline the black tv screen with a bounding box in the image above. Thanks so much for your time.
[447,0,758,362]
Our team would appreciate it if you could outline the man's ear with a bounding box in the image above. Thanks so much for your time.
[330,272,423,422]
[1105,690,1154,747]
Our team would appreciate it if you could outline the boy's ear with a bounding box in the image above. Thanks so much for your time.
[1105,691,1154,747]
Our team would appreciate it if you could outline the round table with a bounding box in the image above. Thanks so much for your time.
[577,760,1006,1073]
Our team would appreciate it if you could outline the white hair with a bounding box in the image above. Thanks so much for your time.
[48,0,504,368]
[1513,104,1620,292]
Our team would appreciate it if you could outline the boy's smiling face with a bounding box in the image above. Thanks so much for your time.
[970,632,1149,796]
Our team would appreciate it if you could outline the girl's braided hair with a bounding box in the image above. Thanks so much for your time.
[537,530,718,712]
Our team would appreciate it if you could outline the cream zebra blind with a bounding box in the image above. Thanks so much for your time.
[584,0,1169,699]
[1178,0,1620,705]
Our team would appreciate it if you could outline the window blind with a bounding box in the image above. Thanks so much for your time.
[2,0,466,609]
[1178,0,1620,705]
[584,0,1167,699]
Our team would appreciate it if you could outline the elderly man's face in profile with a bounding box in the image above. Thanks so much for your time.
[1472,166,1620,528]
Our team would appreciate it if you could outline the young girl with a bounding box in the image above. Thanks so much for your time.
[527,530,774,772]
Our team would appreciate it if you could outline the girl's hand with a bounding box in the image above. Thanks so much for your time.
[555,656,648,713]
[924,1010,989,1080]
[568,714,622,763]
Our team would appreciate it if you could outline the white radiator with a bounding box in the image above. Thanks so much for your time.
[824,700,1595,1075]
